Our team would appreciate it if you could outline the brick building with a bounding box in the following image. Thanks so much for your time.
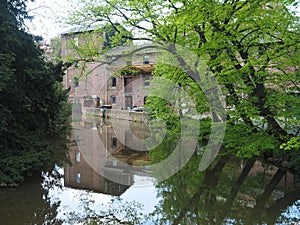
[61,27,157,109]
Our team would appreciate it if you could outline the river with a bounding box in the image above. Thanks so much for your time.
[0,117,300,225]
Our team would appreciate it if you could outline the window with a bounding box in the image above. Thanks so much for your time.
[75,151,81,163]
[111,96,116,104]
[143,55,150,64]
[111,77,116,88]
[74,77,79,87]
[75,173,81,184]
[144,75,150,86]
[111,136,117,148]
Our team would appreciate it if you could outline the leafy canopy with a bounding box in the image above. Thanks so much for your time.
[0,0,70,185]
[66,0,300,161]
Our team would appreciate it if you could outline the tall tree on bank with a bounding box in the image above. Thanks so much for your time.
[66,1,300,167]
[0,0,70,185]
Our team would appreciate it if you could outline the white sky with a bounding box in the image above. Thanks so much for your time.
[26,0,73,41]
[26,0,300,42]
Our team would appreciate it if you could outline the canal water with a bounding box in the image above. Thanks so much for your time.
[0,117,300,225]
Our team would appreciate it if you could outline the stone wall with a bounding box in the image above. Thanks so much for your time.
[104,109,149,123]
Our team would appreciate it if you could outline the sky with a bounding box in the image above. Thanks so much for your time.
[26,0,300,43]
[26,0,73,41]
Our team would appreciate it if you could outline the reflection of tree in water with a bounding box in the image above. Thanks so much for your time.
[0,166,64,225]
[65,197,149,225]
[150,154,300,225]
[0,136,69,225]
[29,169,64,225]
[28,136,70,225]
[58,140,300,224]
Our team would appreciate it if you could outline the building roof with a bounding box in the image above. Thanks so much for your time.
[104,43,159,56]
[61,25,104,35]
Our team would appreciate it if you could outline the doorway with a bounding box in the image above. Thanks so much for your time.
[125,96,133,109]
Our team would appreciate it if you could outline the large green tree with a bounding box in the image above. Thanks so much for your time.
[0,0,70,185]
[66,0,300,167]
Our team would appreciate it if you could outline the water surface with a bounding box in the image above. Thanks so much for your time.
[0,118,300,225]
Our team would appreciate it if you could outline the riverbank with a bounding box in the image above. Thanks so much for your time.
[82,107,150,123]
[80,107,300,175]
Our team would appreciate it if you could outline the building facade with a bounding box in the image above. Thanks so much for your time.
[61,28,157,110]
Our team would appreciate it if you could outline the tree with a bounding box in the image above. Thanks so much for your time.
[0,0,70,185]
[49,36,62,62]
[150,151,300,225]
[66,0,300,167]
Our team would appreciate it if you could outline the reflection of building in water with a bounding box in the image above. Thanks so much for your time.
[231,159,300,209]
[98,119,150,154]
[99,119,151,178]
[248,160,300,188]
[64,119,152,194]
[64,129,131,196]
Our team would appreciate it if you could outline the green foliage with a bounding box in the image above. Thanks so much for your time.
[225,123,278,158]
[280,137,300,151]
[152,61,210,114]
[0,144,48,185]
[103,23,133,49]
[65,29,105,62]
[115,65,142,77]
[66,0,300,166]
[0,0,70,185]
[148,132,180,164]
[150,152,300,225]
[279,137,300,170]
[198,118,212,141]
[146,95,180,130]
[49,36,62,62]
[63,23,132,63]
